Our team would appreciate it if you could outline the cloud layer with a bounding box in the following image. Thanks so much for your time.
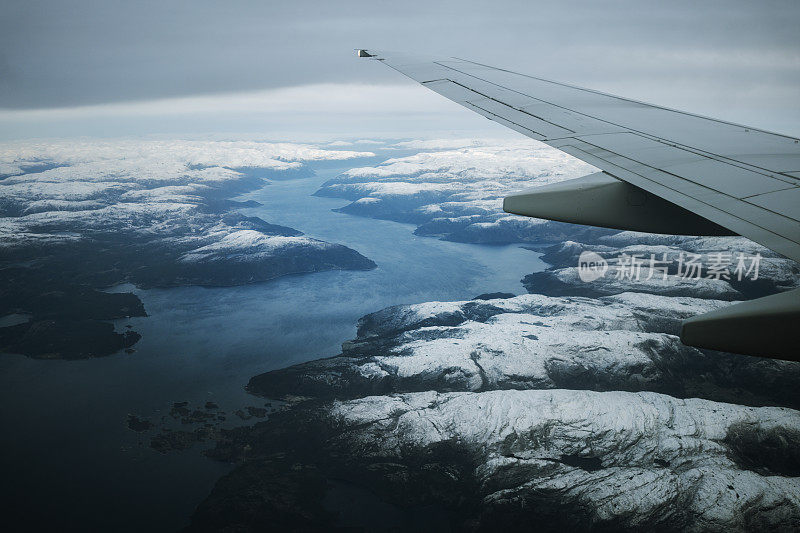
[2,0,799,138]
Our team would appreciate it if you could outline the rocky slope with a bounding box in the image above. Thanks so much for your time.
[189,389,800,532]
[524,235,800,300]
[245,292,800,410]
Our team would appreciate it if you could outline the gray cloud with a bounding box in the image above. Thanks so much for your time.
[1,0,798,136]
[1,0,798,103]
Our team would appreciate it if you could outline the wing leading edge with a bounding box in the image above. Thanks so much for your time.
[358,49,800,360]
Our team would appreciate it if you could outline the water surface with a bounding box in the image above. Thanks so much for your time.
[0,168,544,531]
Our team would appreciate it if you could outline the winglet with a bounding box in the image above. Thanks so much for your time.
[356,49,375,58]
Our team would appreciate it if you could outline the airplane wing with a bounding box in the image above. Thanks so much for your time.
[357,49,800,360]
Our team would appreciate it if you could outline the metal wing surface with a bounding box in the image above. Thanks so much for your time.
[358,49,800,359]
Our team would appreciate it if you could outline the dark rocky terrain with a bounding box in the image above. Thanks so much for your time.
[188,390,800,532]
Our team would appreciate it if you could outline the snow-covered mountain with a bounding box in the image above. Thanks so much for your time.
[185,139,800,532]
[4,137,798,529]
[0,139,377,358]
[315,139,614,243]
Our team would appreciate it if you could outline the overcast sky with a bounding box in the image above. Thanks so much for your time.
[1,0,798,139]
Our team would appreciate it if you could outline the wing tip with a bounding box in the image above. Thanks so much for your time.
[356,49,375,58]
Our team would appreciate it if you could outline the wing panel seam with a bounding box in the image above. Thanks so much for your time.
[450,57,800,143]
[433,62,797,183]
[428,76,578,135]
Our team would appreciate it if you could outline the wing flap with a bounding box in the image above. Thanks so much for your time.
[421,79,479,102]
[576,133,706,168]
[521,103,625,137]
[747,188,800,218]
[468,98,574,138]
[662,159,794,198]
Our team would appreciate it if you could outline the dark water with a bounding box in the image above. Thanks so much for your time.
[0,169,544,532]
